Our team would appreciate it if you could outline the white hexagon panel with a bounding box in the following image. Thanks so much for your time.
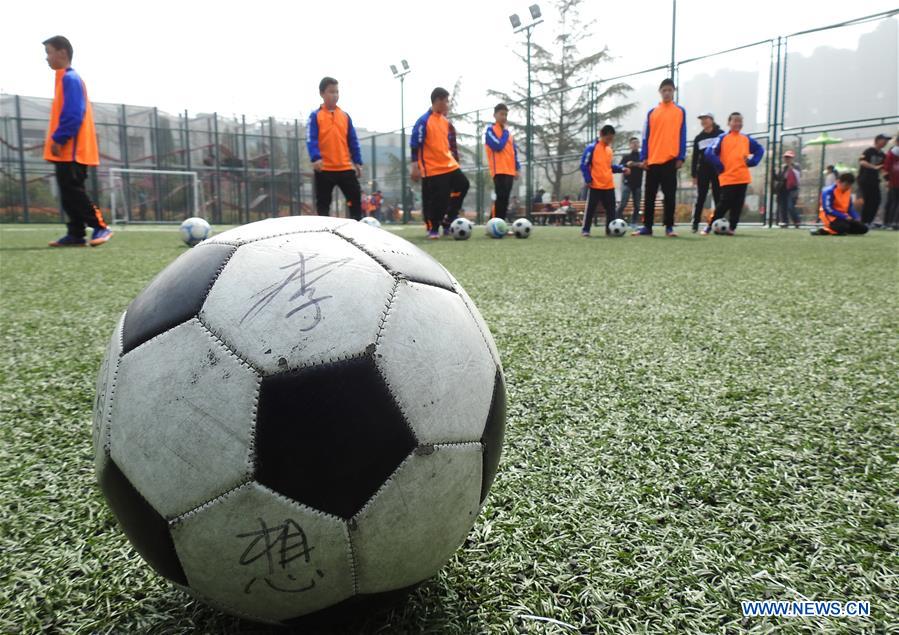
[200,232,394,374]
[205,215,352,246]
[334,221,455,290]
[375,280,496,444]
[350,443,483,593]
[109,318,260,518]
[171,482,355,623]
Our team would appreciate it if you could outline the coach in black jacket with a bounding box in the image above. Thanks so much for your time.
[691,112,722,232]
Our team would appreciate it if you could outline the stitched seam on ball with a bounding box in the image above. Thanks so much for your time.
[200,245,237,301]
[169,480,254,524]
[264,348,370,377]
[180,584,279,625]
[329,228,399,276]
[374,278,400,347]
[195,316,263,374]
[103,312,126,457]
[209,225,344,246]
[457,284,502,368]
[350,452,411,520]
[344,520,359,595]
[369,358,418,443]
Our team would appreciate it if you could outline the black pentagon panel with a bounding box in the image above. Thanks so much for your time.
[255,356,416,519]
[480,369,506,503]
[97,457,188,586]
[282,583,419,628]
[122,243,236,354]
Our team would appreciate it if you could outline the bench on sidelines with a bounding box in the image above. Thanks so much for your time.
[531,197,639,225]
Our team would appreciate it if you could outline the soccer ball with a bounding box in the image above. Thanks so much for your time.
[93,216,505,625]
[180,217,212,247]
[485,218,508,238]
[608,218,628,236]
[712,218,730,235]
[359,217,381,228]
[512,218,532,239]
[450,217,474,240]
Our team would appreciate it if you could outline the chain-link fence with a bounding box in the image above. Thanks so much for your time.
[2,10,896,226]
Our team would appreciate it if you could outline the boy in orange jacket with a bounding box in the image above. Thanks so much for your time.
[42,35,111,247]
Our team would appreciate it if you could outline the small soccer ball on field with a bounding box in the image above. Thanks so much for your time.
[450,217,474,240]
[512,218,533,239]
[608,218,628,236]
[180,217,212,247]
[359,217,381,228]
[712,218,730,235]
[485,218,508,239]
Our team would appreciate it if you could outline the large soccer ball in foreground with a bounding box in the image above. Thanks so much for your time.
[179,216,212,246]
[93,216,505,625]
[712,217,730,235]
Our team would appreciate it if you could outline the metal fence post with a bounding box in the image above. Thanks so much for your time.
[476,110,483,223]
[13,95,29,223]
[295,118,303,211]
[213,112,222,223]
[242,115,250,224]
[269,116,277,218]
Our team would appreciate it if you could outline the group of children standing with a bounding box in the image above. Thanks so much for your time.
[306,75,871,239]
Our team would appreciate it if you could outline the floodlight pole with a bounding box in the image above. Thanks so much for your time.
[392,66,412,223]
[515,18,542,217]
[670,0,677,79]
[400,74,409,223]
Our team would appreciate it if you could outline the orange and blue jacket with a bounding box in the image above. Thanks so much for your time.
[43,67,99,165]
[580,139,624,189]
[305,105,363,171]
[640,101,687,166]
[704,131,764,186]
[484,123,520,177]
[410,110,460,177]
[819,183,858,231]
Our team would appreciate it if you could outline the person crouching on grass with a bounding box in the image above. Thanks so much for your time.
[701,112,764,235]
[812,172,868,235]
[579,125,629,236]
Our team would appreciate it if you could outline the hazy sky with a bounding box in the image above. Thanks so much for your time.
[2,0,896,132]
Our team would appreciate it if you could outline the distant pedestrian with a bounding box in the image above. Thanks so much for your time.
[857,133,889,226]
[690,112,722,232]
[775,150,802,228]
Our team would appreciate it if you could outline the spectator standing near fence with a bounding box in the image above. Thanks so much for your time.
[42,36,112,247]
[484,103,520,221]
[690,112,722,233]
[306,76,364,219]
[857,134,889,227]
[616,136,643,227]
[702,112,764,235]
[633,78,686,237]
[775,150,802,228]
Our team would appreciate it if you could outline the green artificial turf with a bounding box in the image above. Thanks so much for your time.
[1,223,896,634]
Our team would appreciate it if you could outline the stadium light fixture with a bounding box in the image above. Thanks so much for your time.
[390,60,412,222]
[509,5,542,218]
